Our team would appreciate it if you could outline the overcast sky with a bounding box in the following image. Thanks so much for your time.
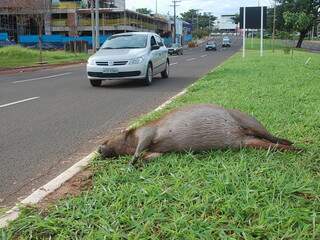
[126,0,272,17]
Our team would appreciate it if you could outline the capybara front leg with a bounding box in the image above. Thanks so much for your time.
[143,152,163,161]
[244,138,301,152]
[130,128,156,165]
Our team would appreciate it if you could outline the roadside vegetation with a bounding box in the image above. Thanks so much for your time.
[0,46,89,69]
[245,37,298,51]
[2,49,320,239]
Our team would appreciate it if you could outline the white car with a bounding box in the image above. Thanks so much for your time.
[87,32,169,87]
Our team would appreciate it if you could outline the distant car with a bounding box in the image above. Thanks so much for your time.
[205,41,217,51]
[87,32,169,87]
[222,37,231,47]
[168,43,183,55]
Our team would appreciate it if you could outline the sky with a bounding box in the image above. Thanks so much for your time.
[126,0,272,17]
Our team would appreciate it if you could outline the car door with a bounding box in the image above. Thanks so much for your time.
[150,35,161,74]
[155,35,167,72]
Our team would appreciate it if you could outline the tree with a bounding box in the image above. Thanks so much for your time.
[136,8,152,15]
[14,0,51,62]
[231,14,240,24]
[180,9,216,32]
[278,0,320,48]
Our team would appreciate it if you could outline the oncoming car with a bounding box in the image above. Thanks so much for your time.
[222,36,231,47]
[87,32,169,87]
[168,43,183,55]
[205,41,217,51]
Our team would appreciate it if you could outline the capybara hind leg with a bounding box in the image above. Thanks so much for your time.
[244,138,300,152]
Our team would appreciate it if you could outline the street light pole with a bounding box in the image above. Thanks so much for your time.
[272,0,276,53]
[91,0,96,52]
[124,0,127,32]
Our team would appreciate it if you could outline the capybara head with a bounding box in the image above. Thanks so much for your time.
[98,132,131,159]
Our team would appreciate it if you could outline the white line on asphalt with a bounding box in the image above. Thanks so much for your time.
[0,97,40,109]
[186,58,196,62]
[170,62,178,66]
[12,72,72,84]
[201,54,208,58]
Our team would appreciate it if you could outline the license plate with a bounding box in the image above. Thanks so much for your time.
[102,68,118,74]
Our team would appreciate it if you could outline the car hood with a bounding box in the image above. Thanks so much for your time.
[92,48,147,61]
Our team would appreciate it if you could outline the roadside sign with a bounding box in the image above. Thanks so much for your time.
[240,6,267,58]
[239,7,267,29]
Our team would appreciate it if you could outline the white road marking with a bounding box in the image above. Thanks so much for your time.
[186,58,196,62]
[170,62,178,66]
[0,97,40,109]
[12,72,72,84]
[201,54,208,58]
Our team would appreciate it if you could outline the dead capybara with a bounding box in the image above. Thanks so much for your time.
[98,104,300,165]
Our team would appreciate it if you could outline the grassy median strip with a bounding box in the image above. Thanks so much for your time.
[2,50,320,239]
[0,46,88,69]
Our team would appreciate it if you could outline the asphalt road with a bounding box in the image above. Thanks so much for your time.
[0,36,242,206]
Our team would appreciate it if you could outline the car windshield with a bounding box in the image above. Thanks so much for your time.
[223,37,230,41]
[172,43,180,48]
[207,42,214,45]
[101,34,147,49]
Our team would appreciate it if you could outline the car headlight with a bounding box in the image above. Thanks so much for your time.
[87,58,95,65]
[128,56,145,65]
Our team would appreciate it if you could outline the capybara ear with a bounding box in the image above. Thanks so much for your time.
[101,139,109,145]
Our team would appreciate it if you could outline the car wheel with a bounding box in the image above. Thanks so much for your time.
[90,79,102,87]
[143,64,153,86]
[181,50,183,55]
[161,61,169,79]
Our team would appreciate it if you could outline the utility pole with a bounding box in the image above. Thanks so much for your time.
[91,0,96,52]
[195,9,201,32]
[95,0,100,51]
[171,0,181,44]
[272,0,276,53]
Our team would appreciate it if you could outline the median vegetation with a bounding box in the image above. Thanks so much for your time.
[0,46,89,69]
[2,50,320,239]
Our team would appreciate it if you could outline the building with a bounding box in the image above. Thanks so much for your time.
[216,14,237,33]
[0,0,169,41]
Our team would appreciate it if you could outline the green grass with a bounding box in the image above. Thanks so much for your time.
[2,50,320,239]
[0,46,89,68]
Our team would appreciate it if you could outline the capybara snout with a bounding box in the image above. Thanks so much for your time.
[98,144,114,158]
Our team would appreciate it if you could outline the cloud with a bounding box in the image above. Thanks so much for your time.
[126,0,272,17]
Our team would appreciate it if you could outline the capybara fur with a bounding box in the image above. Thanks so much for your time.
[98,104,300,165]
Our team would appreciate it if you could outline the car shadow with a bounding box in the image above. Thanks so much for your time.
[99,76,165,89]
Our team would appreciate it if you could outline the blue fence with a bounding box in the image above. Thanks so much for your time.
[183,34,192,43]
[18,34,111,48]
[0,33,8,41]
[0,32,16,47]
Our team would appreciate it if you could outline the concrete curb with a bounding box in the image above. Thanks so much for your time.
[0,152,95,228]
[0,86,190,229]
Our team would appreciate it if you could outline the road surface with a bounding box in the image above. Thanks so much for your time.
[0,37,241,206]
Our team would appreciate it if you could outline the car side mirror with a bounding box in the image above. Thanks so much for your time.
[151,45,160,51]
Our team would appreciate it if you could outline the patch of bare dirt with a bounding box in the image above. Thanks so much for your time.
[38,167,93,209]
